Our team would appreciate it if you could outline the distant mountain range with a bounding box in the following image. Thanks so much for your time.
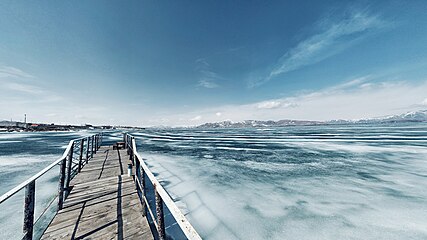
[196,109,427,128]
[329,109,427,124]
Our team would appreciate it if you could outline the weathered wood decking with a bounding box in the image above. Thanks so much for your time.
[41,146,153,240]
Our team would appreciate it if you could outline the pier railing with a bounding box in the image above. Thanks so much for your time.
[0,133,102,240]
[124,133,202,240]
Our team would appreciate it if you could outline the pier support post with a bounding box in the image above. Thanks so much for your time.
[78,139,84,172]
[155,187,165,240]
[23,180,35,240]
[58,157,66,210]
[65,142,74,192]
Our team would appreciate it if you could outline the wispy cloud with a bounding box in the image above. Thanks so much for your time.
[248,10,388,88]
[0,66,63,107]
[246,78,427,121]
[257,100,297,109]
[195,58,221,89]
[198,79,219,89]
[190,115,202,121]
[4,82,44,94]
[257,101,282,109]
[0,65,40,94]
[160,75,427,126]
[0,66,34,79]
[0,65,44,95]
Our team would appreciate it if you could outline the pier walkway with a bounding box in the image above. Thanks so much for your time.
[41,146,153,239]
[0,132,201,240]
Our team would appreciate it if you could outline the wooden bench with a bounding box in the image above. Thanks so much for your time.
[113,141,125,150]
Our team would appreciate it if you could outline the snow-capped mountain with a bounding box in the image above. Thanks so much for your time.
[380,109,427,122]
[197,119,322,128]
[196,110,427,128]
[343,109,427,124]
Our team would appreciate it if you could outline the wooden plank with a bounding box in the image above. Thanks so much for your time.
[70,146,125,185]
[41,145,153,240]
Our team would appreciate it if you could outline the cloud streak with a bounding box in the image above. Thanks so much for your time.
[190,115,202,121]
[198,79,219,89]
[195,58,221,89]
[257,101,284,109]
[0,66,34,79]
[155,75,427,126]
[4,82,45,95]
[247,79,427,121]
[249,10,388,88]
[0,66,45,95]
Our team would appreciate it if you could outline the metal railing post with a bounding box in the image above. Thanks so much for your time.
[91,137,94,158]
[86,136,90,163]
[127,136,132,156]
[141,167,146,216]
[132,137,136,163]
[23,180,35,240]
[155,187,166,240]
[65,142,74,191]
[78,139,84,172]
[94,135,97,154]
[96,134,99,150]
[129,137,133,161]
[135,155,146,216]
[135,157,140,192]
[58,157,66,210]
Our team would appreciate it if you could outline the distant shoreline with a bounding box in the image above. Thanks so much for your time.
[0,120,144,133]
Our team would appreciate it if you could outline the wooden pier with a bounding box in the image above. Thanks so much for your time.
[0,133,201,240]
[41,146,153,239]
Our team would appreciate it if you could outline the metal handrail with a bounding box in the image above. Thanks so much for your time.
[0,141,73,204]
[0,132,103,240]
[124,133,202,240]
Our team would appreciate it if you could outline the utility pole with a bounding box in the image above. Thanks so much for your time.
[24,114,28,130]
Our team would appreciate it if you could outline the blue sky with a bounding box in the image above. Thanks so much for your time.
[1,1,427,126]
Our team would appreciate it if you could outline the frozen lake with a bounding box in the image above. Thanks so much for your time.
[1,124,427,239]
[133,123,427,240]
